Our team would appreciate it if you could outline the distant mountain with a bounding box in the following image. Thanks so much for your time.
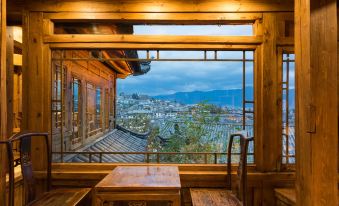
[153,87,295,108]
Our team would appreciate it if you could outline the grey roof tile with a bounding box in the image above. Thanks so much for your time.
[69,128,147,163]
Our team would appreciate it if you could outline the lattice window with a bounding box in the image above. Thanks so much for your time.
[71,76,82,143]
[281,52,295,166]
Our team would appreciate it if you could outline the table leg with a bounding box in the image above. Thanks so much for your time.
[172,195,181,206]
[92,190,103,206]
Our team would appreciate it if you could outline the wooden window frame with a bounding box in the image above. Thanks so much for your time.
[278,47,295,171]
[34,12,294,169]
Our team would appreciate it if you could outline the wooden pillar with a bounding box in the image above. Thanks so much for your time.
[6,27,13,137]
[22,11,50,170]
[254,13,283,206]
[0,0,6,204]
[295,0,338,205]
[255,13,282,172]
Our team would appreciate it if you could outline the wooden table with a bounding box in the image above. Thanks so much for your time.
[93,166,181,206]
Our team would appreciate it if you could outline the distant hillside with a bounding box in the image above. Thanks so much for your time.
[153,87,295,108]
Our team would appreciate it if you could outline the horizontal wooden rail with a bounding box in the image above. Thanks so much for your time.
[48,43,258,50]
[52,151,255,164]
[51,57,255,62]
[44,12,262,23]
[44,35,263,45]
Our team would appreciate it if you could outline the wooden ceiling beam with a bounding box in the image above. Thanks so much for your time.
[44,12,262,24]
[22,0,294,13]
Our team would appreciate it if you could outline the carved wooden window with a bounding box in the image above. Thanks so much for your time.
[71,76,82,145]
[281,52,295,166]
[104,88,110,130]
[95,87,102,131]
[52,62,66,131]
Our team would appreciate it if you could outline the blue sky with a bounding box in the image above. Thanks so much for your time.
[117,25,255,96]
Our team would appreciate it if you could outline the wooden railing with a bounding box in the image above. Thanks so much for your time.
[52,151,254,164]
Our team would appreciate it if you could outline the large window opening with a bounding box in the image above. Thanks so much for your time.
[50,49,255,163]
[117,50,255,163]
[50,21,256,163]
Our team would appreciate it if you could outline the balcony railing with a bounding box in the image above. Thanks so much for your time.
[52,151,254,164]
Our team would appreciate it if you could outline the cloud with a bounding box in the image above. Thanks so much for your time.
[117,26,255,96]
[118,60,254,96]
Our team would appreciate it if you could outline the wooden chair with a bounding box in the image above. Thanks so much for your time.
[7,132,91,206]
[190,133,254,206]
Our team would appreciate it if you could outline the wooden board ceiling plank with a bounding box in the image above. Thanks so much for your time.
[43,35,263,45]
[23,0,294,13]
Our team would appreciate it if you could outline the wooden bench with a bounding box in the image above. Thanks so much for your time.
[27,188,91,206]
[274,188,339,206]
[7,132,91,206]
[190,133,254,206]
[274,188,296,206]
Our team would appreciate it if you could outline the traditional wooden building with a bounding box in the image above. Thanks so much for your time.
[0,0,337,206]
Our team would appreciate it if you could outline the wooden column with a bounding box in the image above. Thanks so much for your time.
[254,13,283,206]
[255,13,282,172]
[6,27,14,137]
[0,0,6,204]
[22,11,50,170]
[295,0,338,205]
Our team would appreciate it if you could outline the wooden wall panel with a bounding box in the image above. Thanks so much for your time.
[0,0,7,204]
[295,0,338,205]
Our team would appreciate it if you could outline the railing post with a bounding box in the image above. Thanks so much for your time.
[204,153,208,164]
[89,153,92,163]
[61,152,64,163]
[146,153,149,163]
[214,153,217,164]
[99,153,102,163]
[157,153,160,163]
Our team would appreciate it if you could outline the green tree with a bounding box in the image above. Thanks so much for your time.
[159,102,223,163]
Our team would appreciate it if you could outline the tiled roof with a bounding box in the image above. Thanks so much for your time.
[69,129,147,163]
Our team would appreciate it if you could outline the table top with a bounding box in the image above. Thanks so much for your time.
[95,166,181,191]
